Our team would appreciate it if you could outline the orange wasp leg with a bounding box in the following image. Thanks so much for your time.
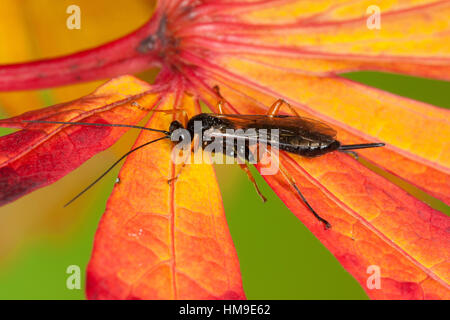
[267,98,300,117]
[151,109,189,128]
[236,145,268,203]
[168,134,200,185]
[212,85,226,114]
[131,101,190,127]
[213,85,267,201]
[238,162,267,202]
[130,101,155,112]
[266,99,358,159]
[133,102,196,184]
[130,102,191,184]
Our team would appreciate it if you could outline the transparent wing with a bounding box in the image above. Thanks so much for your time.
[212,114,337,138]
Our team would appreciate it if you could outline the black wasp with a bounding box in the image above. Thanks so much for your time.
[24,86,384,229]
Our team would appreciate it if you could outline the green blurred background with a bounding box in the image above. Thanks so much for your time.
[0,1,449,299]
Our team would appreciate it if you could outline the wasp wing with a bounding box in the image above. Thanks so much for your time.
[211,114,337,139]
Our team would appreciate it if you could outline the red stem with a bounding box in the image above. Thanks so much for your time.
[0,11,165,91]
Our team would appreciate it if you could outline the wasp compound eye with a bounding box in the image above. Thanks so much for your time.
[169,120,183,134]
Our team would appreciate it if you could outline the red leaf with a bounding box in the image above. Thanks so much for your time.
[0,8,163,91]
[190,78,450,299]
[1,0,449,300]
[0,75,164,205]
[87,87,245,300]
[181,57,450,206]
[1,1,449,91]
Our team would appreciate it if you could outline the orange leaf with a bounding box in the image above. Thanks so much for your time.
[237,0,440,23]
[1,0,448,300]
[183,0,450,79]
[190,77,450,299]
[0,75,163,205]
[0,0,155,116]
[86,89,245,299]
[239,1,450,58]
[183,56,450,206]
[264,152,450,300]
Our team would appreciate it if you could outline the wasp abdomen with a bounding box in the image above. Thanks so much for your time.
[280,137,340,157]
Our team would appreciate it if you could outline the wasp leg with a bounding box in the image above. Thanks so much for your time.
[229,140,266,202]
[265,147,331,229]
[212,85,226,114]
[130,101,154,112]
[278,163,331,229]
[132,102,189,127]
[238,163,267,202]
[150,109,189,128]
[167,134,199,185]
[267,99,300,117]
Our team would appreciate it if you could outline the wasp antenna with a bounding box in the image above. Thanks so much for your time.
[64,135,170,207]
[338,143,385,151]
[21,120,170,135]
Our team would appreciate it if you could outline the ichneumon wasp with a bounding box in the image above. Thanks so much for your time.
[22,86,385,229]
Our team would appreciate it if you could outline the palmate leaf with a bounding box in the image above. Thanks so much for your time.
[193,81,450,299]
[87,83,244,299]
[0,0,158,266]
[0,0,156,117]
[0,0,449,299]
[0,76,163,205]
